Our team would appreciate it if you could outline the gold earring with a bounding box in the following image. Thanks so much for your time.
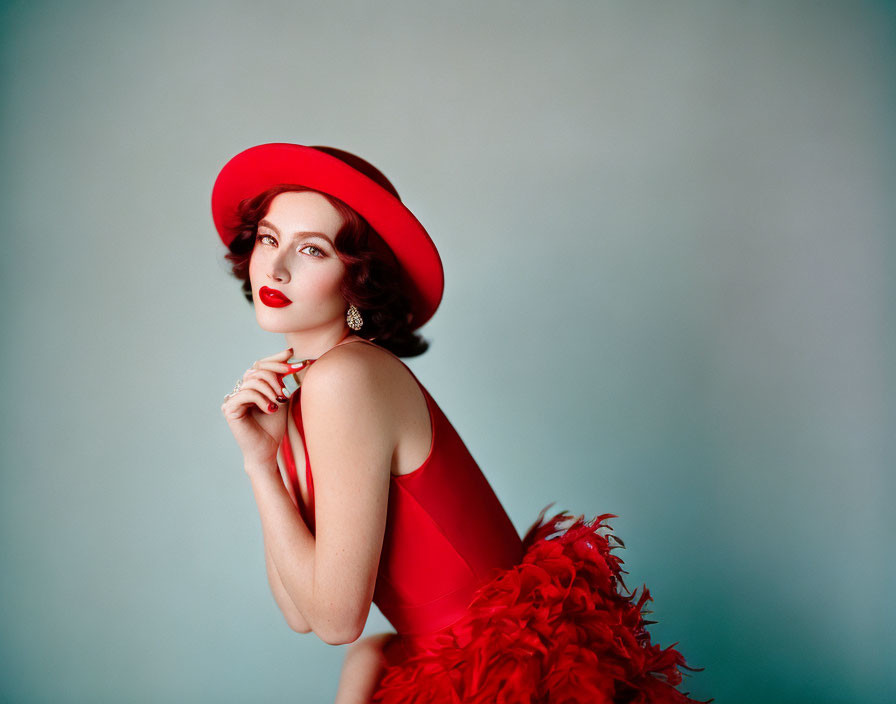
[346,304,363,331]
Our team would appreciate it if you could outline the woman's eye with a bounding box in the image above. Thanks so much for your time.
[255,234,322,258]
[300,244,325,258]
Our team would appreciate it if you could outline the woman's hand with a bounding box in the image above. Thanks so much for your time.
[221,347,307,469]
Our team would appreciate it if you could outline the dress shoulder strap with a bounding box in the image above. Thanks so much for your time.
[317,336,398,362]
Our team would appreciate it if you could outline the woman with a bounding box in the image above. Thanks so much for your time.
[213,143,709,703]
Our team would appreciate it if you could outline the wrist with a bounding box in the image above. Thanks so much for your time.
[244,459,280,477]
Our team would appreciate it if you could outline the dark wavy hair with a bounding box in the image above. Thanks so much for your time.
[224,183,429,358]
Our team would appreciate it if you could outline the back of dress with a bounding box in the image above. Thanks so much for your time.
[371,375,523,636]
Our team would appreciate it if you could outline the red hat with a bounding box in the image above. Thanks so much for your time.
[211,142,444,329]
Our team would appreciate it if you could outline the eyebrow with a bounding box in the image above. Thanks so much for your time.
[257,219,335,247]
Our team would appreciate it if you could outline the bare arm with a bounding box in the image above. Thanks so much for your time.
[223,349,323,637]
[265,542,312,633]
[247,463,331,639]
[298,352,393,645]
[247,346,394,646]
[263,451,312,633]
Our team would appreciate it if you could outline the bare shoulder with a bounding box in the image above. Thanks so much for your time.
[299,340,407,410]
[298,341,411,466]
[301,340,432,477]
[304,339,398,383]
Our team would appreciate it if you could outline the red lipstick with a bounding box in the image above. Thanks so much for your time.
[259,286,292,307]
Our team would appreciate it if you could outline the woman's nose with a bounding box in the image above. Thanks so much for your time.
[267,256,290,283]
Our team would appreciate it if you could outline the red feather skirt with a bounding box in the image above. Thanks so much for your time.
[371,504,711,704]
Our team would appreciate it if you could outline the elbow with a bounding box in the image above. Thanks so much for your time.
[317,622,364,646]
[314,609,365,645]
[279,605,312,633]
[287,619,313,634]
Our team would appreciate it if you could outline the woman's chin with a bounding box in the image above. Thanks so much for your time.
[254,308,294,332]
[253,305,342,334]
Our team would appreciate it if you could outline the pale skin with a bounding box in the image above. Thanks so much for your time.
[220,191,432,702]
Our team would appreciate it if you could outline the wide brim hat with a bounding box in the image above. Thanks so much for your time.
[211,142,443,329]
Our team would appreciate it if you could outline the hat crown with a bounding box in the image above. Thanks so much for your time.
[309,146,402,202]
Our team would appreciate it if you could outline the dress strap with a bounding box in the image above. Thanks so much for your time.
[281,417,313,529]
[308,336,402,367]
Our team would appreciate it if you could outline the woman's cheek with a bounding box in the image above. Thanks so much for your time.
[322,274,347,309]
[311,262,345,297]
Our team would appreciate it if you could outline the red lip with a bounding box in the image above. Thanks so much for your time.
[259,286,292,307]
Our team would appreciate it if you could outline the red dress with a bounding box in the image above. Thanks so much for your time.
[279,339,709,704]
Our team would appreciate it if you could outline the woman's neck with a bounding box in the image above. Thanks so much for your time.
[285,326,354,366]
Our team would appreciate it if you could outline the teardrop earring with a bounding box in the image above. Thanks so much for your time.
[346,304,363,331]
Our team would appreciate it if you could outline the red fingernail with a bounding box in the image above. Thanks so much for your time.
[267,403,277,412]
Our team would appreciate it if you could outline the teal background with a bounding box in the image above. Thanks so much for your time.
[1,1,893,702]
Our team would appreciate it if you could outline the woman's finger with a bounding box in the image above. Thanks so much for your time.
[255,358,307,374]
[237,377,287,406]
[256,347,296,364]
[254,359,307,379]
[223,387,282,417]
[254,361,308,399]
[243,369,290,402]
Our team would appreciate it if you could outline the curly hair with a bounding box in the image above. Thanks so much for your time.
[224,183,429,358]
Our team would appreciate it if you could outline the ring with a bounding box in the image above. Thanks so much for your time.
[224,377,243,400]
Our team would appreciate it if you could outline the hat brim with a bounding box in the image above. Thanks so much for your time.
[211,143,443,329]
